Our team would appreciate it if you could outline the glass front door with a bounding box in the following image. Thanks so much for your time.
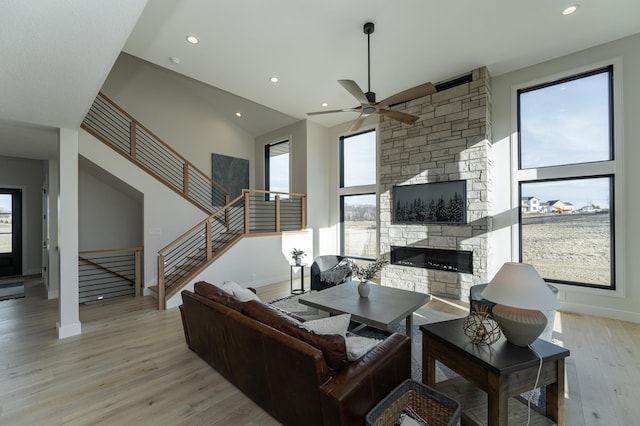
[0,189,22,277]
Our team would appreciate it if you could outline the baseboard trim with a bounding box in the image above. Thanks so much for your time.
[561,302,640,323]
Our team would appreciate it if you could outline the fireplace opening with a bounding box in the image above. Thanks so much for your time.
[390,245,473,274]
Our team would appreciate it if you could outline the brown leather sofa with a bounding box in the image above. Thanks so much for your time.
[180,281,411,425]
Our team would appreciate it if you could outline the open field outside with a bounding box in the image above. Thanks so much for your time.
[522,212,611,286]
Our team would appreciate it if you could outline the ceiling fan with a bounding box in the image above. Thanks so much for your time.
[307,22,437,133]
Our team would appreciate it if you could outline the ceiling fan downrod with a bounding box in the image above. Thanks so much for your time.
[364,22,376,104]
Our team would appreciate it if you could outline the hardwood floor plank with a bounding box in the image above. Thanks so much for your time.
[1,276,638,425]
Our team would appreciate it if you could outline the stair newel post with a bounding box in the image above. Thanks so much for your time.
[157,255,166,310]
[243,190,250,235]
[275,194,281,232]
[300,195,306,230]
[206,221,213,261]
[134,248,141,297]
[224,194,230,229]
[183,163,189,196]
[129,121,137,159]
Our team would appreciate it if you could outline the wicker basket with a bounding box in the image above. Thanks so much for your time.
[366,379,461,426]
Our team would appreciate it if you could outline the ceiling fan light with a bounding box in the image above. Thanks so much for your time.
[363,106,377,114]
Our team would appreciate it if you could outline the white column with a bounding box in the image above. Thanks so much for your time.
[57,128,81,338]
[47,160,60,299]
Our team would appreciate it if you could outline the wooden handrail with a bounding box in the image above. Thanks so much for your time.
[157,193,245,256]
[155,189,306,309]
[78,246,143,300]
[92,92,229,196]
[79,246,143,256]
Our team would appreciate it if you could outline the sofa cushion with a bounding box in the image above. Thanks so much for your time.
[194,281,243,311]
[243,301,348,374]
[222,280,261,302]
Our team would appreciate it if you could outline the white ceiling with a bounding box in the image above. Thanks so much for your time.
[2,0,640,159]
[124,0,640,129]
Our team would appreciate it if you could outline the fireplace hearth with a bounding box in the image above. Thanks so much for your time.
[390,245,473,274]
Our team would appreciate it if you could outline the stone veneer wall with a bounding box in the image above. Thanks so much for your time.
[379,67,492,300]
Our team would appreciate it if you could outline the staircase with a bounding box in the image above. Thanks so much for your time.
[81,93,306,309]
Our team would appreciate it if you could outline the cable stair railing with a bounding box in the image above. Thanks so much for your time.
[81,92,230,216]
[81,93,306,310]
[151,189,306,309]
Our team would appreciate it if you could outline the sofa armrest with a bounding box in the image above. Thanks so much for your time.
[319,333,411,425]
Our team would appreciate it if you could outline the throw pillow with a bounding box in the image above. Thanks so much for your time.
[234,287,261,303]
[345,335,383,362]
[222,280,243,294]
[301,314,350,338]
[222,280,261,302]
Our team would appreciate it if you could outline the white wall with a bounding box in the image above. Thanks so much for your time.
[78,162,143,251]
[167,229,313,308]
[100,53,257,188]
[79,131,207,290]
[0,155,44,275]
[491,33,640,322]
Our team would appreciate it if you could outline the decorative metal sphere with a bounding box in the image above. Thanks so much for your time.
[463,307,501,345]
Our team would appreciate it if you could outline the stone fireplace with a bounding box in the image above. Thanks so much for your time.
[379,68,492,300]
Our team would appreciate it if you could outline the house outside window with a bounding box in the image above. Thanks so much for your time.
[265,140,289,199]
[516,64,620,290]
[339,129,377,259]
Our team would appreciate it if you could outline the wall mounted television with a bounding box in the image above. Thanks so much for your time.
[392,180,466,224]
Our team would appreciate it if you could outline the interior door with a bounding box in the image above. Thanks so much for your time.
[0,189,22,277]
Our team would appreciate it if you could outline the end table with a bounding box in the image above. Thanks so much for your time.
[421,318,569,425]
[290,263,307,294]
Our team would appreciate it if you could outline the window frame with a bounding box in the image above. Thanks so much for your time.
[511,59,625,297]
[264,139,290,199]
[338,128,378,260]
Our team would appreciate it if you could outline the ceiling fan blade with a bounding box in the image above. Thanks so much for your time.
[348,115,366,133]
[307,108,359,116]
[377,82,437,108]
[378,109,420,125]
[338,79,370,105]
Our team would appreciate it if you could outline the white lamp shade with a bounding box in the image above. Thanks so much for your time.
[481,262,561,310]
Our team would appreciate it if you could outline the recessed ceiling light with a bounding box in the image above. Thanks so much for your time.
[169,57,181,64]
[235,112,242,117]
[562,4,579,15]
[322,102,328,107]
[186,35,199,44]
[270,76,279,83]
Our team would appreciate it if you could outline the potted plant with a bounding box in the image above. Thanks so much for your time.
[349,257,389,297]
[291,248,306,266]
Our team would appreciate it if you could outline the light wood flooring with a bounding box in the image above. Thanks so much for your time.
[1,276,638,425]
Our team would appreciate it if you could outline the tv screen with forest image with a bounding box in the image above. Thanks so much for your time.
[393,180,466,224]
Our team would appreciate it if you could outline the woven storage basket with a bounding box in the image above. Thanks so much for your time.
[366,379,461,426]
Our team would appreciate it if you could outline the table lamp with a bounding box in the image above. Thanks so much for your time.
[481,262,560,346]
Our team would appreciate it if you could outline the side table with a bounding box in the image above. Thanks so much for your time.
[290,263,307,294]
[421,318,569,426]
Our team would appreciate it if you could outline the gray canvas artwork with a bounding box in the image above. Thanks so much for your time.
[211,154,249,200]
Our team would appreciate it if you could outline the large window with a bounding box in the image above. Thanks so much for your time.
[339,130,377,259]
[265,140,289,199]
[517,66,616,289]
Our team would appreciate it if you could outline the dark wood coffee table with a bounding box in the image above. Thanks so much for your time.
[421,318,570,426]
[299,281,430,338]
